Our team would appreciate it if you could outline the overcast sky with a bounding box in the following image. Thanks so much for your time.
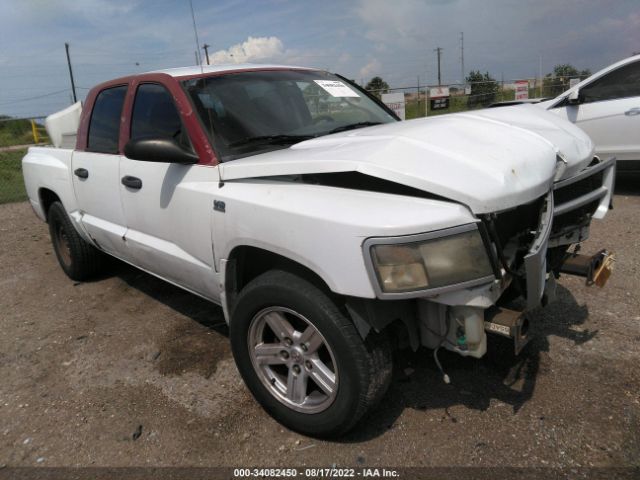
[1,0,638,117]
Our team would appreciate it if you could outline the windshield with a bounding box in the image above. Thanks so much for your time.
[182,70,397,161]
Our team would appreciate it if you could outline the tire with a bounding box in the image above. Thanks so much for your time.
[48,201,104,281]
[230,270,392,438]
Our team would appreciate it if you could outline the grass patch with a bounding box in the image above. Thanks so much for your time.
[0,118,49,148]
[0,149,28,204]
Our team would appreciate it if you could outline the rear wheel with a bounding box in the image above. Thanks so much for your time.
[230,270,392,437]
[48,201,104,281]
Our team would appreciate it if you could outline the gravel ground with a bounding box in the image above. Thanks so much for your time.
[0,179,638,470]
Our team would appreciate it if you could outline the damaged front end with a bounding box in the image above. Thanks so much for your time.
[351,156,616,361]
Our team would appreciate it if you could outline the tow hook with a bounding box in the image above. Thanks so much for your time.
[560,249,614,287]
[484,307,530,355]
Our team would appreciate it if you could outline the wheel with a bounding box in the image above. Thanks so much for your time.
[230,270,392,437]
[48,201,104,281]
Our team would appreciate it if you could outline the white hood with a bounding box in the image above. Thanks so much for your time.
[220,105,594,214]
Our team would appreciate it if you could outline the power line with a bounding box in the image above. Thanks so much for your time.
[0,89,69,107]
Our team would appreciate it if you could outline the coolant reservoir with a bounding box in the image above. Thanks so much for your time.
[451,306,487,358]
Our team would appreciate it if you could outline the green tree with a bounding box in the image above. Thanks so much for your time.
[543,64,592,97]
[365,76,389,97]
[466,70,498,107]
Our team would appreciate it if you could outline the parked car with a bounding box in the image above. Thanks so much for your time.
[496,55,640,173]
[22,64,615,437]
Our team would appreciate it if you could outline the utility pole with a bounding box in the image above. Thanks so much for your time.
[64,42,77,104]
[434,47,443,86]
[460,32,465,84]
[539,54,543,97]
[202,43,211,65]
[417,75,420,117]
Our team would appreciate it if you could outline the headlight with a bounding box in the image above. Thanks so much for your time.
[367,225,494,294]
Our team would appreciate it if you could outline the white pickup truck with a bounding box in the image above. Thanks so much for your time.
[22,64,616,437]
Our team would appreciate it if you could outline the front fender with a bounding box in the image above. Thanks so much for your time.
[212,178,476,298]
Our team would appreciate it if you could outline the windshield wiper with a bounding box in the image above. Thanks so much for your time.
[228,134,315,148]
[326,121,383,135]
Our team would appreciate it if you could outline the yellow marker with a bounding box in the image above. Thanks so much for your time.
[31,119,39,144]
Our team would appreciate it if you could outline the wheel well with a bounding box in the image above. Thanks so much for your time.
[224,246,412,348]
[39,188,61,221]
[225,246,333,313]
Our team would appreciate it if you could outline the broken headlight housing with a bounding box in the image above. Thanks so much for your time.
[365,224,495,296]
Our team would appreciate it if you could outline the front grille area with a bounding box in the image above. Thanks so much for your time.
[552,199,600,236]
[486,196,545,273]
[492,197,544,247]
[551,158,611,237]
[554,169,604,206]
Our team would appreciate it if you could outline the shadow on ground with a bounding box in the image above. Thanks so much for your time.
[89,260,593,442]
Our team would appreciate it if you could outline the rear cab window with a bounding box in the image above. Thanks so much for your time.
[87,85,128,154]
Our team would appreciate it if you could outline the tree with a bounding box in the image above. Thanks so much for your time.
[466,70,498,107]
[365,76,389,97]
[543,64,592,97]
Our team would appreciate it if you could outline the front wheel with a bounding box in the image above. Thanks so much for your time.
[230,270,392,437]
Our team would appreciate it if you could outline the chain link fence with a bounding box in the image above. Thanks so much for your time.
[0,116,47,204]
[366,74,591,119]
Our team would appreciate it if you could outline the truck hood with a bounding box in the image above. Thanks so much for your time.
[219,105,594,214]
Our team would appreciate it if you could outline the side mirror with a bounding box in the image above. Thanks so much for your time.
[567,89,581,105]
[124,137,199,164]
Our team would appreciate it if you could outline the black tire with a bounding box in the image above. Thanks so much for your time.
[230,270,392,438]
[48,201,104,281]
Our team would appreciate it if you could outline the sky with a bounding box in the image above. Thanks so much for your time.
[0,0,638,118]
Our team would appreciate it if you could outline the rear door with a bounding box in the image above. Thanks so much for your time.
[119,82,220,300]
[72,85,129,256]
[550,59,640,164]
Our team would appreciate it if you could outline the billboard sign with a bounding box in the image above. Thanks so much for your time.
[429,86,450,110]
[515,80,529,100]
[381,92,406,120]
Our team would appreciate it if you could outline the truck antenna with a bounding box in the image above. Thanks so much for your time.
[188,0,204,73]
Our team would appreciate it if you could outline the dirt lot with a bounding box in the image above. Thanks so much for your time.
[0,180,639,471]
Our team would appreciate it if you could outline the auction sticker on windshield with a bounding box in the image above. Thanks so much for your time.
[314,80,360,97]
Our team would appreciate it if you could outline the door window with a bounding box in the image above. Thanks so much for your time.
[87,85,127,154]
[581,61,640,103]
[131,83,191,150]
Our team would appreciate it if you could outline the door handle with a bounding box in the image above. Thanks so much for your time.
[625,107,640,116]
[121,175,142,189]
[74,168,89,179]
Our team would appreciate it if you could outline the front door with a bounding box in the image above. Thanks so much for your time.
[119,82,220,300]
